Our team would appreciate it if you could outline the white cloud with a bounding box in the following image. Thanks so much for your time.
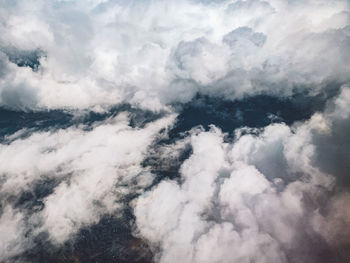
[0,1,350,262]
[0,112,175,253]
[134,87,350,263]
[0,0,349,110]
[0,206,27,261]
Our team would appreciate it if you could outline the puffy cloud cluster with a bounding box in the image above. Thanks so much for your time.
[0,0,350,262]
[0,112,175,260]
[133,86,350,263]
[0,0,349,111]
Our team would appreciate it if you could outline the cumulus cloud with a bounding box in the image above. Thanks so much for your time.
[0,0,349,110]
[0,1,350,262]
[133,86,350,263]
[0,206,27,260]
[0,112,175,260]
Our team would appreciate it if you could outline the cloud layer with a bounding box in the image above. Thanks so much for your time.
[0,112,174,260]
[134,86,350,263]
[0,0,349,111]
[0,0,350,262]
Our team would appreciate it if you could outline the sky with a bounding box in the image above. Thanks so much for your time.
[0,0,350,262]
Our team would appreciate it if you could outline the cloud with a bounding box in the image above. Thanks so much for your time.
[0,112,175,260]
[0,206,27,261]
[0,1,349,262]
[312,192,350,262]
[0,0,349,110]
[133,86,350,263]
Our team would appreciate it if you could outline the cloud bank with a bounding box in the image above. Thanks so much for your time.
[0,112,174,260]
[0,0,349,111]
[0,0,350,262]
[134,86,350,263]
